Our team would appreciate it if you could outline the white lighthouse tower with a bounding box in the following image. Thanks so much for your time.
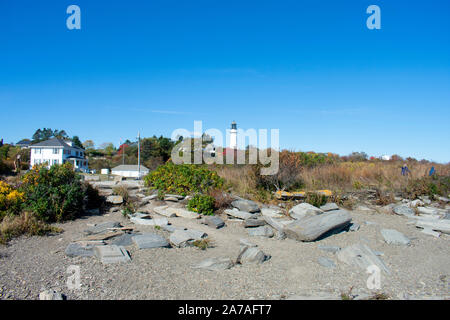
[230,121,237,149]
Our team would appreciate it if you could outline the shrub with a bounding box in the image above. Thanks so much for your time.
[192,238,213,250]
[83,182,104,209]
[0,180,24,219]
[144,163,224,196]
[112,185,129,203]
[209,189,233,210]
[20,163,85,222]
[187,194,215,215]
[305,192,327,207]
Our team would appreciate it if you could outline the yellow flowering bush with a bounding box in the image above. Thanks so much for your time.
[0,181,24,219]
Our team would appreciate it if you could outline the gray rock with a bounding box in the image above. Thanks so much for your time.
[261,207,284,218]
[164,196,179,202]
[39,290,64,300]
[317,257,336,268]
[65,242,103,257]
[320,203,339,212]
[336,243,390,275]
[244,219,267,228]
[349,223,360,232]
[165,194,185,200]
[153,205,177,218]
[160,225,186,233]
[110,233,138,246]
[247,226,274,238]
[438,196,449,203]
[132,233,170,249]
[416,219,450,234]
[380,229,411,245]
[85,208,100,215]
[289,203,323,220]
[231,199,260,213]
[192,257,234,271]
[317,245,341,254]
[94,245,131,264]
[283,209,352,242]
[417,207,439,215]
[84,221,121,235]
[129,216,168,226]
[202,216,225,229]
[443,213,450,220]
[169,230,198,247]
[224,208,258,220]
[184,229,207,239]
[393,205,415,217]
[237,246,268,264]
[166,207,200,219]
[106,195,124,204]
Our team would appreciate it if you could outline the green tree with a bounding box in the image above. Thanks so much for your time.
[72,136,84,149]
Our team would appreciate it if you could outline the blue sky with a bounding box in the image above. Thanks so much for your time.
[1,0,449,162]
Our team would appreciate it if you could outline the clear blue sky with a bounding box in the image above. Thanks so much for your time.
[1,0,449,162]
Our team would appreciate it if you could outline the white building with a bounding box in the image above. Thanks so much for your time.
[30,138,89,172]
[111,165,149,178]
[230,121,237,149]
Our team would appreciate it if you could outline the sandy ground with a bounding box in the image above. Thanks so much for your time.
[0,202,449,300]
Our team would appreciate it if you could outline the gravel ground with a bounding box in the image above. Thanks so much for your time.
[0,202,449,300]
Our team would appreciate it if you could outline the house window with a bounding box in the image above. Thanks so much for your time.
[53,159,58,165]
[35,148,41,154]
[53,148,59,154]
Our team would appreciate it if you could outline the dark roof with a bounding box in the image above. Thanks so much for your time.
[16,139,31,146]
[31,138,83,150]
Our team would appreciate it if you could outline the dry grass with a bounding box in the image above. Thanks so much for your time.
[0,212,62,244]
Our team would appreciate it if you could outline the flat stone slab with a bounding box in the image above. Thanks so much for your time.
[239,238,258,248]
[317,257,336,268]
[289,203,323,220]
[129,216,169,226]
[320,203,339,212]
[132,233,170,249]
[111,233,139,246]
[247,225,274,238]
[224,208,258,220]
[153,205,177,217]
[393,205,415,217]
[65,242,104,257]
[192,257,234,271]
[244,219,267,228]
[231,199,260,213]
[349,222,360,232]
[202,216,225,229]
[94,245,131,264]
[261,207,284,218]
[380,229,411,245]
[169,230,197,247]
[39,290,64,300]
[336,243,390,275]
[421,228,440,237]
[84,221,121,235]
[415,219,450,234]
[166,207,200,219]
[160,225,187,233]
[283,209,352,242]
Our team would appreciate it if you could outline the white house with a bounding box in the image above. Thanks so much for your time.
[30,138,89,172]
[111,164,149,178]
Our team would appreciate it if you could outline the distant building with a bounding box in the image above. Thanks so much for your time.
[29,137,89,172]
[230,121,237,149]
[111,164,149,178]
[381,155,391,161]
[16,139,31,148]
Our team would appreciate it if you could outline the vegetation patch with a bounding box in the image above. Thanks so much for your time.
[187,194,215,215]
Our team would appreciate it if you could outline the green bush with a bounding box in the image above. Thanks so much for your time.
[144,163,224,196]
[20,163,85,222]
[305,192,327,207]
[404,175,450,199]
[187,194,215,215]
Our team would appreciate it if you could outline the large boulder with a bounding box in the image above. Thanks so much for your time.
[283,209,352,242]
[237,246,268,265]
[289,203,323,220]
[231,199,260,213]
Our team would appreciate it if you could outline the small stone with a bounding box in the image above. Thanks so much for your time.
[224,208,258,220]
[231,199,260,213]
[39,290,64,300]
[153,205,177,218]
[349,223,360,232]
[202,216,225,229]
[393,205,415,217]
[94,245,131,264]
[317,245,341,254]
[244,219,266,228]
[239,239,257,247]
[237,246,268,264]
[106,195,124,205]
